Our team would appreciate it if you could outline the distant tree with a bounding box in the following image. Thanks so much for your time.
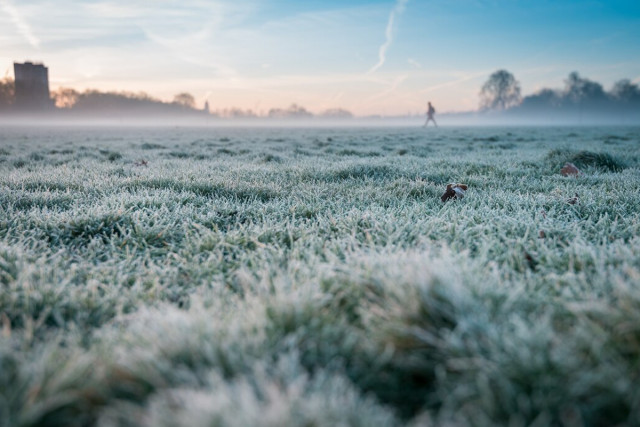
[511,72,640,121]
[319,108,353,119]
[54,89,196,116]
[564,72,607,104]
[0,78,15,109]
[268,104,313,119]
[479,70,522,111]
[52,88,79,108]
[218,107,258,118]
[610,79,640,103]
[517,89,555,115]
[519,88,561,111]
[71,90,160,111]
[267,107,285,118]
[173,93,196,109]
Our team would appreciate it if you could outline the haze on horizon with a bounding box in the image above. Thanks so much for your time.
[1,0,639,117]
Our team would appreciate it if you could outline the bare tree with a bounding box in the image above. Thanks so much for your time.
[173,93,196,109]
[52,88,79,108]
[0,78,14,109]
[479,70,522,111]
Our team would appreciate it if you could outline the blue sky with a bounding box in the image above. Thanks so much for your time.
[1,0,639,115]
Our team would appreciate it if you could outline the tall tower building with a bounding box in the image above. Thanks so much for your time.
[13,61,52,110]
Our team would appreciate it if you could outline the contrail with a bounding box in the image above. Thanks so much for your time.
[0,0,40,48]
[419,70,491,94]
[368,0,409,75]
[366,74,408,102]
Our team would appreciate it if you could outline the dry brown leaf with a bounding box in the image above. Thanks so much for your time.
[441,183,467,202]
[561,162,580,177]
[524,251,538,271]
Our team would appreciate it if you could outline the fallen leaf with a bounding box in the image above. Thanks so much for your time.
[524,251,538,271]
[441,183,468,202]
[561,162,579,177]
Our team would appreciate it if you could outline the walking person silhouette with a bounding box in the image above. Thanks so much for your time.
[423,101,437,127]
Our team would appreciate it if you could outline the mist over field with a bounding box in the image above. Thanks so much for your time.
[3,67,640,127]
[1,125,640,426]
[1,109,638,128]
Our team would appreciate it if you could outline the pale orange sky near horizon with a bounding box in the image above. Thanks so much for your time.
[2,0,639,116]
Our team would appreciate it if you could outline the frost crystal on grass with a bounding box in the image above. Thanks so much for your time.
[0,126,639,426]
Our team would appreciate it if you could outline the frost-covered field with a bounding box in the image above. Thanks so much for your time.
[1,125,640,426]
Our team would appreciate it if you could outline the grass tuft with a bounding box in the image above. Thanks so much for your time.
[545,149,626,172]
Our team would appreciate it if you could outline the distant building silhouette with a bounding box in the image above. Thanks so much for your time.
[13,61,53,110]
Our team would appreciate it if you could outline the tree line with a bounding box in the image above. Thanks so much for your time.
[51,88,203,116]
[479,69,640,116]
[0,80,353,119]
[3,71,638,119]
[0,80,204,116]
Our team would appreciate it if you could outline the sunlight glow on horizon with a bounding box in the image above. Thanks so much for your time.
[1,0,639,116]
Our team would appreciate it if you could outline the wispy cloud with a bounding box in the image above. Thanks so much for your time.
[0,0,40,48]
[142,25,238,78]
[366,74,408,102]
[367,0,408,74]
[419,70,490,94]
[407,58,422,69]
